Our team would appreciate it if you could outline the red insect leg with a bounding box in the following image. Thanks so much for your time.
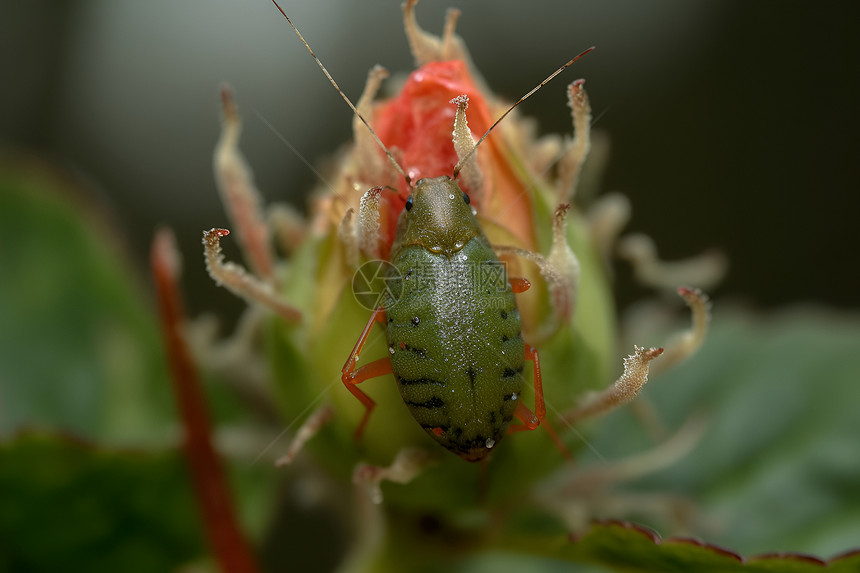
[341,307,392,440]
[509,277,531,294]
[508,344,572,459]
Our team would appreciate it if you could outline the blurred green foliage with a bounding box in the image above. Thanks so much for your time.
[2,159,860,571]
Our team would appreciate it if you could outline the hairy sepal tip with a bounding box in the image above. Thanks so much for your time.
[219,85,237,119]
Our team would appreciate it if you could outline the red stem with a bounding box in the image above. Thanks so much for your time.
[151,228,259,573]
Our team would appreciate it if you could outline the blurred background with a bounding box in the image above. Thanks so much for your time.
[2,0,858,315]
[3,2,860,569]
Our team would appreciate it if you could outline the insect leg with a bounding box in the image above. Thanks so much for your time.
[507,344,572,459]
[508,277,531,294]
[341,307,392,440]
[509,401,538,432]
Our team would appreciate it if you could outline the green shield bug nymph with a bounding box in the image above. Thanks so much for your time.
[268,0,593,462]
[195,0,713,516]
[342,176,546,462]
[335,81,594,461]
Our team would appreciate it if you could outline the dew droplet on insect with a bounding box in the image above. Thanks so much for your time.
[449,194,455,200]
[388,346,395,354]
[485,438,495,449]
[511,393,518,401]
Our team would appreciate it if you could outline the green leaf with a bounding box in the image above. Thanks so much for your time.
[0,433,205,572]
[585,309,860,562]
[557,521,860,572]
[0,159,174,444]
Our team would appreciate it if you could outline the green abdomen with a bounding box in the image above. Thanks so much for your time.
[385,237,525,462]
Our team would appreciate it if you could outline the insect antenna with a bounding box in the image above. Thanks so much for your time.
[452,46,595,179]
[269,0,412,187]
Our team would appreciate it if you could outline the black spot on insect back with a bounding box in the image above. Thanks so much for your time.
[465,368,477,390]
[411,316,420,326]
[406,396,445,409]
[500,310,508,320]
[399,376,444,387]
[502,367,519,379]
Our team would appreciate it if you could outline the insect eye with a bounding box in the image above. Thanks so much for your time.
[404,195,413,211]
[462,192,470,205]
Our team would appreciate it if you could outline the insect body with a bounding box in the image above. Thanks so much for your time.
[267,0,583,462]
[342,176,546,462]
[197,0,698,489]
[390,177,524,460]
